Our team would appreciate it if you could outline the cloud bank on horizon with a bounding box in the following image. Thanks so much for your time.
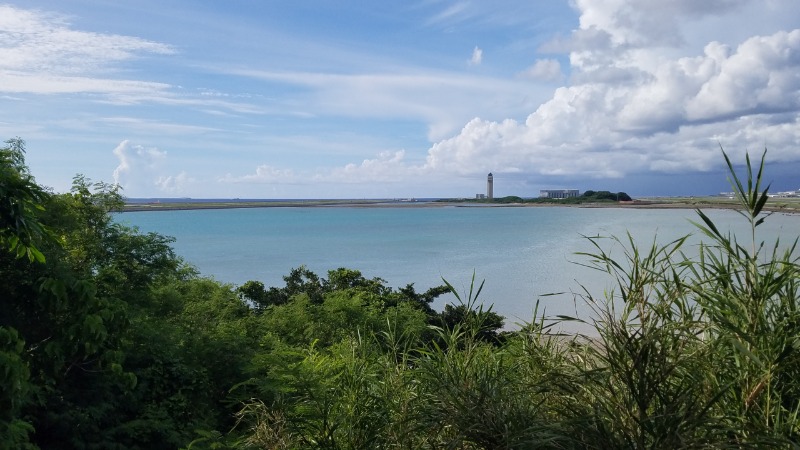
[1,1,799,198]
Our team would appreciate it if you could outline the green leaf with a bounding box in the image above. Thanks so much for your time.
[729,337,763,369]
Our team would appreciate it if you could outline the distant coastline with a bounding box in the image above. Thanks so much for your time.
[121,197,800,213]
[121,199,440,212]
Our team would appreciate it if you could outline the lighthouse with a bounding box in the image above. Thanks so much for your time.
[487,173,493,200]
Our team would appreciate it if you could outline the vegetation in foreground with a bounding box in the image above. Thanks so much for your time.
[2,138,799,449]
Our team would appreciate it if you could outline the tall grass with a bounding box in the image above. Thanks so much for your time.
[562,148,800,448]
[565,231,723,448]
[238,149,799,449]
[687,150,800,446]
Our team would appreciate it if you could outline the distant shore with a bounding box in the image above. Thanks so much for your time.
[121,197,800,213]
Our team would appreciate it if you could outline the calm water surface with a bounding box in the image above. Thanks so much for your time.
[117,206,799,329]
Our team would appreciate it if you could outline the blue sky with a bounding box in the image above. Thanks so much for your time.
[1,1,799,198]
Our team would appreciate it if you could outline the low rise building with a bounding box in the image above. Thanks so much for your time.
[539,189,580,199]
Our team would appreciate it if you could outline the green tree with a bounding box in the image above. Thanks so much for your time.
[0,137,48,262]
[0,327,35,449]
[397,283,449,316]
[0,139,244,448]
[0,140,132,448]
[237,280,270,310]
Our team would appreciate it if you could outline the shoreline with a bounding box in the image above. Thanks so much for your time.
[120,198,800,214]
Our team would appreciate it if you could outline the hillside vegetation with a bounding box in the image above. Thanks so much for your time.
[2,138,799,449]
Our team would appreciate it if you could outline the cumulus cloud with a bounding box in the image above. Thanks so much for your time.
[320,150,421,183]
[113,141,166,184]
[686,31,800,120]
[570,0,749,50]
[419,1,800,185]
[0,4,174,94]
[156,172,193,193]
[468,46,483,66]
[112,140,191,195]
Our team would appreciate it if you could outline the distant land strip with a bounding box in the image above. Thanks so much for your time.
[121,197,800,213]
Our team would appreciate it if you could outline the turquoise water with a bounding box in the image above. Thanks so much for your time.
[116,206,799,328]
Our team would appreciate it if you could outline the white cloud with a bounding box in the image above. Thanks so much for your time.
[0,72,171,94]
[320,150,421,183]
[417,1,800,183]
[423,1,564,29]
[229,68,552,140]
[571,0,749,50]
[221,150,421,186]
[519,59,562,82]
[0,6,173,72]
[469,46,483,66]
[156,172,193,193]
[686,30,800,121]
[100,117,222,135]
[113,140,166,184]
[98,92,266,114]
[0,4,173,94]
[219,165,299,184]
[112,140,191,195]
[0,6,269,115]
[426,2,471,27]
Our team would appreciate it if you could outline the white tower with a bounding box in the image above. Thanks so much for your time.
[487,173,493,200]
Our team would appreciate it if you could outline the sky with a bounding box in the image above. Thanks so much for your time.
[1,0,799,199]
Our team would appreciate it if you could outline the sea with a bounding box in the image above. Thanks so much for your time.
[115,205,799,331]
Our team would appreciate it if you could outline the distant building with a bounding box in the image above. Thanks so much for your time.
[540,189,579,199]
[487,173,493,200]
[476,194,486,199]
[768,189,800,198]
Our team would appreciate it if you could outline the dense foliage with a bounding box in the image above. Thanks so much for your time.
[2,138,799,449]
